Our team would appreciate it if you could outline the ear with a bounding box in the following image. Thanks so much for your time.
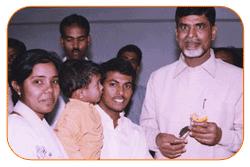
[87,35,91,47]
[75,88,87,99]
[60,36,65,48]
[11,80,21,96]
[136,66,140,74]
[211,24,217,41]
[175,27,179,42]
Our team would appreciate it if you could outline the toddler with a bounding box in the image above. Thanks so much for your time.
[54,59,103,159]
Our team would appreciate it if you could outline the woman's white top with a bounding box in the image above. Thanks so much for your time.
[8,101,69,159]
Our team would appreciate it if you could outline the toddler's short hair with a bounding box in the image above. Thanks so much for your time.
[59,59,100,98]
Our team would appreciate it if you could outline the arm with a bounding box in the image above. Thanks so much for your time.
[140,73,187,158]
[190,93,243,153]
[219,93,243,152]
[54,109,84,159]
[8,117,38,159]
[140,74,160,151]
[133,127,153,159]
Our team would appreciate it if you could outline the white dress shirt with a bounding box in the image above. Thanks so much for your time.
[95,105,152,159]
[8,101,69,159]
[140,49,243,159]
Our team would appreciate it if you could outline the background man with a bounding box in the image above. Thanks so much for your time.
[116,44,146,125]
[46,14,91,127]
[60,14,91,60]
[140,7,243,159]
[95,58,152,159]
[214,47,243,68]
[8,38,26,114]
[8,38,26,78]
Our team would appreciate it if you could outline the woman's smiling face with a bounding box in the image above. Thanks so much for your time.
[20,62,60,119]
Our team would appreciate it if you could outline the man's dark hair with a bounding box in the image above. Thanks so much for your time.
[59,59,100,98]
[8,38,26,55]
[116,44,142,66]
[175,7,216,26]
[100,58,136,90]
[60,14,90,38]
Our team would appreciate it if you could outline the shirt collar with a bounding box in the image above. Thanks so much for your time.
[94,104,125,125]
[12,100,43,120]
[62,56,88,62]
[173,49,216,79]
[12,100,47,131]
[68,98,91,106]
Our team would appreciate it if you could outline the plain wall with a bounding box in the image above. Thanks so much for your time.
[8,7,243,87]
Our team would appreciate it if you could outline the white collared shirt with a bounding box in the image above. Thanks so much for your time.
[95,105,152,159]
[140,49,243,159]
[8,101,69,159]
[62,56,88,62]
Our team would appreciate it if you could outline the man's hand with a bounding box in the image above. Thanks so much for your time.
[189,121,222,146]
[155,133,188,159]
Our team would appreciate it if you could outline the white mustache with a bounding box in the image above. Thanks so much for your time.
[184,38,200,43]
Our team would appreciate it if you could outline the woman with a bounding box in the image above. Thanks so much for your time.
[8,49,69,159]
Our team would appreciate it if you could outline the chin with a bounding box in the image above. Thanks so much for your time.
[184,48,203,58]
[112,105,126,113]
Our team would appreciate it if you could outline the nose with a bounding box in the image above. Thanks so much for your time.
[116,85,124,96]
[188,26,197,38]
[73,39,79,48]
[45,82,53,93]
[99,83,103,92]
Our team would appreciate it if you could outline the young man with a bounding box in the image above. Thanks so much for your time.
[95,58,152,159]
[116,44,146,125]
[60,14,91,60]
[140,7,243,159]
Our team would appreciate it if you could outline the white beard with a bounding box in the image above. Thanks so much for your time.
[183,47,204,58]
[182,38,203,58]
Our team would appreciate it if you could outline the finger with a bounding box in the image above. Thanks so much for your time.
[189,131,215,140]
[161,141,186,149]
[162,152,182,159]
[160,143,186,155]
[160,146,186,159]
[172,138,188,144]
[192,136,214,146]
[190,126,209,134]
[161,146,186,153]
[191,121,209,127]
[161,135,187,145]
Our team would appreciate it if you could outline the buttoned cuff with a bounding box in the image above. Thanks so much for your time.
[218,128,233,147]
[151,131,161,151]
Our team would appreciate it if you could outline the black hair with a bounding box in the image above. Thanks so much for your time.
[59,59,100,98]
[175,7,216,26]
[116,44,142,66]
[100,58,136,90]
[60,14,90,38]
[8,38,26,55]
[10,49,62,105]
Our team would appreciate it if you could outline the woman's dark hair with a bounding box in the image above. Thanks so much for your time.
[59,59,100,98]
[175,7,216,26]
[100,58,136,90]
[10,49,62,104]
